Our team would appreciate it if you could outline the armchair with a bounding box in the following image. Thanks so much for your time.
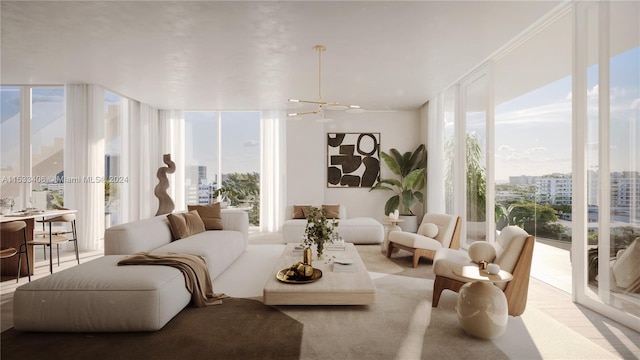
[432,225,535,316]
[387,213,461,267]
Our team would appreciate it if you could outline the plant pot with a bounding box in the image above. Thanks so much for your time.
[398,215,418,233]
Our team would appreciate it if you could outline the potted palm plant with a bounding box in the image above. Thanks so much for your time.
[370,144,427,232]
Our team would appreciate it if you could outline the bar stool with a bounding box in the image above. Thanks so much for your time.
[0,221,31,282]
[31,213,79,274]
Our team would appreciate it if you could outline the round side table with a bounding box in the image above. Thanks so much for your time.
[452,265,513,339]
[381,217,404,255]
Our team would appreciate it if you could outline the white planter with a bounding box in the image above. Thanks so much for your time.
[398,215,418,233]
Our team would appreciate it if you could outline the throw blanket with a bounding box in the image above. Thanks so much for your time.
[118,252,228,307]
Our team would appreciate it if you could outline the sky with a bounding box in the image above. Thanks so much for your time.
[489,46,638,182]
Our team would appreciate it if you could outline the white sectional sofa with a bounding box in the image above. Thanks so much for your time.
[13,208,248,332]
[281,204,384,244]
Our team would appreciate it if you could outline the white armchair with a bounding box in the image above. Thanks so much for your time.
[432,225,535,316]
[386,213,461,267]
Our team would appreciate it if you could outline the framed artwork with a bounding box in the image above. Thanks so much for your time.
[327,132,380,188]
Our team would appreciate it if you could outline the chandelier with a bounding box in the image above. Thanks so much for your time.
[287,45,361,119]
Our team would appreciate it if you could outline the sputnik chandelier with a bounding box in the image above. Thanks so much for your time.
[287,45,361,119]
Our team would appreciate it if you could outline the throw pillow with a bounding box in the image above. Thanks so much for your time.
[418,222,439,238]
[167,210,206,240]
[292,205,310,219]
[468,241,497,263]
[188,203,223,230]
[322,204,341,219]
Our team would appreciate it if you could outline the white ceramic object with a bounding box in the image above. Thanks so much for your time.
[487,263,500,275]
[456,281,509,339]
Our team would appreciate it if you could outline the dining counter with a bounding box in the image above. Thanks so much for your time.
[1,209,77,279]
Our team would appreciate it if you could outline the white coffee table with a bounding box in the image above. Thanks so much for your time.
[263,243,376,305]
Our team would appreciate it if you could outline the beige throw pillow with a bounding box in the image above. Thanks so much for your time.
[322,204,341,219]
[418,222,439,238]
[167,210,206,240]
[292,205,310,219]
[188,203,223,230]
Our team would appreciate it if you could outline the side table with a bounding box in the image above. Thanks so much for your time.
[452,265,513,339]
[381,217,404,255]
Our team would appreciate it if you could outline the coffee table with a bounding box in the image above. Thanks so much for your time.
[263,243,376,305]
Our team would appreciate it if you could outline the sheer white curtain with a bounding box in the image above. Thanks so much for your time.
[260,111,286,232]
[126,104,184,220]
[159,110,185,212]
[127,101,161,220]
[427,98,446,213]
[64,84,105,250]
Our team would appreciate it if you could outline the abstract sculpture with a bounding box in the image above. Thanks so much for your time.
[155,154,176,215]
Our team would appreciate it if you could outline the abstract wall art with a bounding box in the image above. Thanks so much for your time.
[327,132,380,188]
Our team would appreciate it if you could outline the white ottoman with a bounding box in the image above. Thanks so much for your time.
[13,255,191,332]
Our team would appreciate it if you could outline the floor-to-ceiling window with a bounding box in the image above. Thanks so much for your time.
[433,1,638,330]
[184,111,261,226]
[493,10,573,291]
[30,87,65,210]
[0,86,65,211]
[184,112,219,206]
[0,86,23,210]
[221,112,261,226]
[578,0,639,323]
[461,71,489,247]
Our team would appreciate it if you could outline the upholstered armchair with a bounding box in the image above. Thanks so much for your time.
[387,213,461,267]
[431,225,535,316]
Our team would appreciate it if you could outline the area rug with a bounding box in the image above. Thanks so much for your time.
[0,297,302,360]
[1,244,618,360]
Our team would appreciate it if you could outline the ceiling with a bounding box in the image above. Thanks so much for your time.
[1,1,561,112]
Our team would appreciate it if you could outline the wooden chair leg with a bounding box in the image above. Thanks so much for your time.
[432,276,445,307]
[386,242,393,258]
[412,252,420,268]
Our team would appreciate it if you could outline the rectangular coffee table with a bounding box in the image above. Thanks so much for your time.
[263,243,376,305]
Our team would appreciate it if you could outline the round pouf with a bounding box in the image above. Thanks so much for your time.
[456,281,508,339]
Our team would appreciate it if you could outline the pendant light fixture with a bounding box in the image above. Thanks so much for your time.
[287,45,360,119]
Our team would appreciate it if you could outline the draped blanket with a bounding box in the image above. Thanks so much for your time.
[118,252,228,307]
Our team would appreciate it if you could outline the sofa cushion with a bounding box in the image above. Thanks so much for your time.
[188,203,223,230]
[292,205,310,219]
[389,231,443,251]
[13,256,191,332]
[167,210,206,240]
[494,226,529,273]
[104,216,175,255]
[152,230,246,280]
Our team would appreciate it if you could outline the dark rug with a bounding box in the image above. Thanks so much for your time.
[1,298,302,360]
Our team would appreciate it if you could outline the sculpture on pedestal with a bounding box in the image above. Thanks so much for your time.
[155,154,176,216]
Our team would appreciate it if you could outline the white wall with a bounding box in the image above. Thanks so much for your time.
[285,109,422,221]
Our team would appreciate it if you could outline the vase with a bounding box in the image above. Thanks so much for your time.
[316,243,325,260]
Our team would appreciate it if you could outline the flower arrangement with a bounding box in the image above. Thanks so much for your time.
[303,206,339,259]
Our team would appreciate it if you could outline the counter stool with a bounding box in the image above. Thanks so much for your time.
[32,213,79,274]
[0,221,31,282]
